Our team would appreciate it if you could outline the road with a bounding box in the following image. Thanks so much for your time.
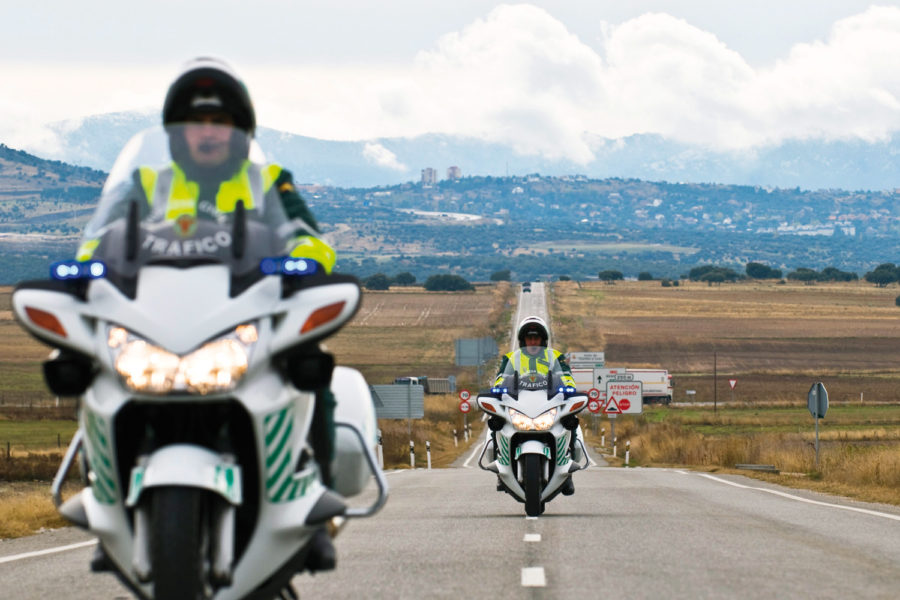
[4,446,900,599]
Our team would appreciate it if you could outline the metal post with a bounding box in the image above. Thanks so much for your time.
[815,416,820,468]
[426,441,432,470]
[406,383,412,440]
[714,351,718,416]
[409,440,415,469]
[625,441,631,466]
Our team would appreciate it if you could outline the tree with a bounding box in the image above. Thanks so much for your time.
[864,263,899,287]
[787,268,820,283]
[598,270,624,283]
[394,272,416,286]
[746,262,782,279]
[364,273,391,290]
[490,269,511,282]
[820,266,857,282]
[424,274,474,291]
[638,271,654,281]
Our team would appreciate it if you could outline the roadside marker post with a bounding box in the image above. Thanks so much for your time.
[376,429,384,469]
[426,441,432,470]
[409,440,415,469]
[453,429,458,448]
[625,440,631,466]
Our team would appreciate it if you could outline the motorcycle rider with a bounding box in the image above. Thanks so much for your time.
[491,315,580,495]
[493,316,576,389]
[81,58,340,570]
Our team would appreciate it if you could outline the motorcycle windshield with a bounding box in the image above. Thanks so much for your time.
[497,346,566,396]
[81,124,292,275]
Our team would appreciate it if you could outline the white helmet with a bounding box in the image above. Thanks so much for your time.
[516,315,549,348]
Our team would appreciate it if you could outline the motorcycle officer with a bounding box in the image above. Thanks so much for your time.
[82,58,340,570]
[493,316,576,389]
[491,315,580,495]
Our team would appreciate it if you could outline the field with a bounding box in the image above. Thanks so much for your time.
[553,279,900,504]
[551,279,900,402]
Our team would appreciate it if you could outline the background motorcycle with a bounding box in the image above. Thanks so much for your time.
[476,361,589,517]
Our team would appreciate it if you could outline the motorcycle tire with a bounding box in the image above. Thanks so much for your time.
[150,487,207,600]
[523,454,542,517]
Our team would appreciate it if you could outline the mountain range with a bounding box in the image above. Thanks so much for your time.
[27,111,900,191]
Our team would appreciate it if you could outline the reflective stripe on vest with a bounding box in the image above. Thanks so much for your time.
[138,162,282,220]
[517,348,551,375]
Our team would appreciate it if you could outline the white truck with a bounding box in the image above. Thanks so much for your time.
[592,367,673,405]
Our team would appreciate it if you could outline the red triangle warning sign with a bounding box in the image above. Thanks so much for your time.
[604,397,621,414]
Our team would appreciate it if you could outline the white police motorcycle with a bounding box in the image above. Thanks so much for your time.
[476,349,589,517]
[12,124,387,599]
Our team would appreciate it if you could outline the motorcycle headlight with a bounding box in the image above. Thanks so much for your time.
[508,407,558,431]
[108,323,258,394]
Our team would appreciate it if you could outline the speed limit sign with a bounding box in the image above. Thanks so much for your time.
[588,399,602,414]
[588,388,601,400]
[459,401,471,413]
[459,389,470,402]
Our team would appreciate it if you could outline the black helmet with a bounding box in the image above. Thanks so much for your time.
[163,57,256,134]
[516,315,549,348]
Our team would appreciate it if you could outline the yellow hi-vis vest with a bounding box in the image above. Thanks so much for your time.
[493,348,576,388]
[138,161,282,220]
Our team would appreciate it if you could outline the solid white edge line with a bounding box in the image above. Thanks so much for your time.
[521,566,546,587]
[0,539,97,564]
[697,473,900,521]
[523,533,541,542]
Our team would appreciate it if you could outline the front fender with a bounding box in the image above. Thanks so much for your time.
[516,439,550,458]
[124,444,242,507]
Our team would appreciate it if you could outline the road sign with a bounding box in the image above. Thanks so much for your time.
[459,401,471,413]
[808,382,828,419]
[588,388,601,400]
[459,389,470,401]
[567,351,605,368]
[603,397,621,414]
[588,399,602,413]
[605,380,643,414]
[729,379,737,390]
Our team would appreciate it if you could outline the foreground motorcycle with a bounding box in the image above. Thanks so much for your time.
[476,349,589,517]
[12,125,387,599]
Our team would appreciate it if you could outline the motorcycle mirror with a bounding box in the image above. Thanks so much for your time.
[284,351,334,391]
[43,351,95,396]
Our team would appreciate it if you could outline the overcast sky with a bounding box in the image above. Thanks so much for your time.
[4,1,900,165]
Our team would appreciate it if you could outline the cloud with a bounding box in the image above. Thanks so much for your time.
[363,142,407,171]
[5,4,900,164]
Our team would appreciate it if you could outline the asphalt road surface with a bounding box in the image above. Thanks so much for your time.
[3,441,900,599]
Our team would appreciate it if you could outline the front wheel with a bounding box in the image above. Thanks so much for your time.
[522,454,543,517]
[150,487,208,600]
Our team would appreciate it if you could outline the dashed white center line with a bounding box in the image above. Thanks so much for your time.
[523,533,541,542]
[521,567,546,587]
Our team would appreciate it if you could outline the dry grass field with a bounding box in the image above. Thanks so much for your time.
[550,279,900,403]
[552,279,900,504]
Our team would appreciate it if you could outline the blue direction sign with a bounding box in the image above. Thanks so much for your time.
[807,382,828,419]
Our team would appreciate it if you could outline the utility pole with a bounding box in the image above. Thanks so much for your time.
[713,351,718,416]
